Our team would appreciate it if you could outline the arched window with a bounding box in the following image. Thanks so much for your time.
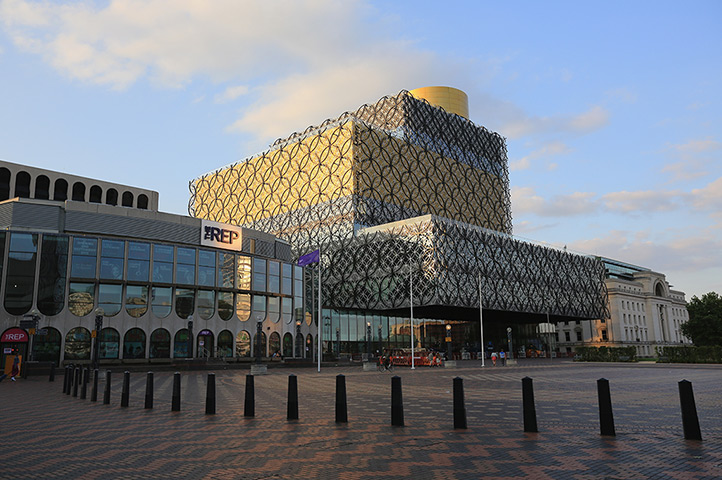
[306,334,313,359]
[65,327,91,360]
[175,288,195,319]
[54,178,68,201]
[0,167,10,200]
[106,188,118,206]
[217,330,233,357]
[218,292,234,321]
[4,232,38,315]
[197,329,213,357]
[32,327,62,365]
[72,182,86,201]
[126,285,148,318]
[35,175,50,200]
[235,330,251,357]
[283,332,293,357]
[38,234,68,316]
[197,290,215,320]
[98,284,122,316]
[137,194,149,210]
[122,191,133,207]
[89,185,102,203]
[174,329,190,358]
[253,332,267,358]
[15,171,31,198]
[269,332,281,357]
[655,283,665,297]
[151,286,172,318]
[99,328,120,359]
[150,328,171,358]
[124,328,146,359]
[236,293,251,321]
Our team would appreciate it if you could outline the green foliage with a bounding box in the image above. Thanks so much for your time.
[681,292,722,346]
[657,345,722,363]
[575,346,637,362]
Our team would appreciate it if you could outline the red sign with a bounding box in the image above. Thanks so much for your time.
[1,327,29,343]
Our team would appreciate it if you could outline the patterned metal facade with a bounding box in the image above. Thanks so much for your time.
[190,90,607,320]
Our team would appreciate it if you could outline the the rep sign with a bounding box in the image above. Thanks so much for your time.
[1,327,29,343]
[201,219,243,252]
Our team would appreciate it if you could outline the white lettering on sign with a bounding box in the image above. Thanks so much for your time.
[5,333,24,341]
[200,219,243,252]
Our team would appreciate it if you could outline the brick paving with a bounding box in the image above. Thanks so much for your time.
[1,360,721,479]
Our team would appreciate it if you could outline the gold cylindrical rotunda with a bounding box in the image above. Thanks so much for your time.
[409,86,469,119]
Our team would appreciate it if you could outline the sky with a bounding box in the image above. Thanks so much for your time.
[0,0,720,300]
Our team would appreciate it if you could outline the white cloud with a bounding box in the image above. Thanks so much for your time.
[509,141,571,171]
[601,190,683,213]
[214,85,249,104]
[500,105,609,139]
[691,176,722,211]
[512,186,597,217]
[668,138,721,153]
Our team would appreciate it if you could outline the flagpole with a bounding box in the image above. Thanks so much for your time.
[317,251,322,373]
[410,264,415,370]
[479,272,485,367]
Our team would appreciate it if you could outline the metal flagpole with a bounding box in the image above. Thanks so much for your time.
[317,253,322,373]
[479,272,485,367]
[410,264,415,370]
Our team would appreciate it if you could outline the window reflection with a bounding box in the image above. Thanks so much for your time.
[5,232,38,315]
[235,330,251,357]
[100,239,124,280]
[151,286,172,318]
[99,328,120,359]
[38,234,68,316]
[237,256,251,290]
[252,258,266,291]
[218,292,234,321]
[69,282,95,317]
[175,288,195,319]
[268,296,280,323]
[176,247,196,285]
[126,285,148,318]
[124,328,146,359]
[198,250,215,287]
[236,293,251,321]
[217,330,233,357]
[282,263,292,295]
[268,260,280,294]
[65,327,91,360]
[251,295,266,322]
[98,284,122,316]
[127,242,149,282]
[197,290,215,320]
[152,244,173,283]
[218,253,234,288]
[174,329,190,358]
[71,237,97,278]
[281,297,293,324]
[150,328,170,358]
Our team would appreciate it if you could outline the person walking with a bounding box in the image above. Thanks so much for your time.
[10,353,20,381]
[491,351,497,366]
[499,350,506,366]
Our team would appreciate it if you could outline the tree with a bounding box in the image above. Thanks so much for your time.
[681,292,722,346]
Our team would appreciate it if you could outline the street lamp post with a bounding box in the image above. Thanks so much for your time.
[27,308,41,363]
[446,324,452,360]
[187,315,194,359]
[366,322,371,360]
[378,323,383,355]
[93,307,104,373]
[507,327,513,360]
[336,327,340,358]
[296,320,302,358]
[255,316,263,364]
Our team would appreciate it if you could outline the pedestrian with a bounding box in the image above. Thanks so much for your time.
[491,351,497,366]
[10,353,20,381]
[500,350,506,366]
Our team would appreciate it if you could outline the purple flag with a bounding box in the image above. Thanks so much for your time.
[297,249,320,266]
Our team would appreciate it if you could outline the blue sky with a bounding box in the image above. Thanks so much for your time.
[1,0,720,299]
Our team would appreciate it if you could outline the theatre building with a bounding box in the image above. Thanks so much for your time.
[0,160,314,369]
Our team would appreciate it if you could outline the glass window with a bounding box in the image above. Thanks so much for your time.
[127,242,150,282]
[99,328,120,359]
[198,250,215,287]
[32,327,62,365]
[236,293,251,321]
[64,327,91,360]
[268,296,280,323]
[268,260,280,294]
[254,332,267,357]
[100,239,124,280]
[282,263,292,295]
[149,328,170,358]
[123,328,146,359]
[251,295,266,322]
[151,286,172,318]
[176,247,196,285]
[38,234,68,316]
[235,330,251,357]
[269,332,281,357]
[69,282,95,317]
[175,288,195,319]
[5,232,38,315]
[237,256,252,290]
[197,290,215,320]
[70,237,97,278]
[174,329,190,358]
[283,332,293,357]
[281,297,293,324]
[218,253,234,289]
[217,330,233,357]
[152,244,173,283]
[126,285,148,318]
[218,292,234,321]
[98,284,122,316]
[252,258,266,291]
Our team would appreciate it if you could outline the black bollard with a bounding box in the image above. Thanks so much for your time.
[145,372,154,409]
[287,374,299,420]
[121,371,130,408]
[91,369,99,402]
[597,378,616,436]
[453,377,467,429]
[335,374,348,423]
[63,366,69,394]
[49,363,55,382]
[206,373,216,415]
[391,376,404,427]
[103,370,111,405]
[66,366,73,395]
[679,380,702,440]
[522,377,538,433]
[171,372,181,412]
[72,368,80,397]
[80,368,89,399]
[244,374,255,417]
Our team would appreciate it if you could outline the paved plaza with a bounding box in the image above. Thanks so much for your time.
[1,360,721,479]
